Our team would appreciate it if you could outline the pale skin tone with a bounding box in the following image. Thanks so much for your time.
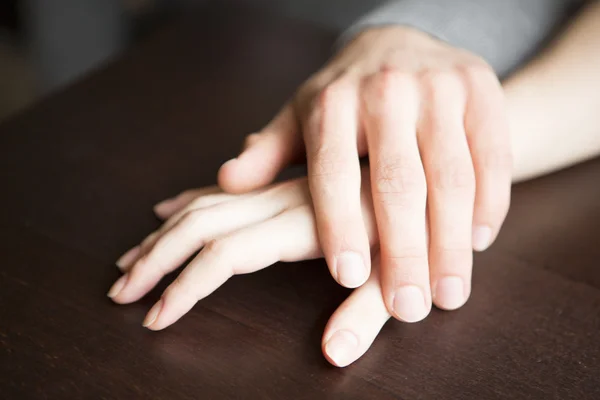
[218,26,512,322]
[110,2,600,367]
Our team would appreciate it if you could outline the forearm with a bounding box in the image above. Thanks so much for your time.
[341,0,582,78]
[507,1,600,182]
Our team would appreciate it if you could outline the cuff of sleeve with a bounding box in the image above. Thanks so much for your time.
[335,0,563,79]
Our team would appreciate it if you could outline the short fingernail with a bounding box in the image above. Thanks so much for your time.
[107,274,129,298]
[143,299,163,328]
[336,252,368,288]
[116,246,140,269]
[434,276,465,310]
[473,225,492,252]
[325,330,359,367]
[393,286,427,323]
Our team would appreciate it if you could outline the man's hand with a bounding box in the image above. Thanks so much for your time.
[217,26,512,322]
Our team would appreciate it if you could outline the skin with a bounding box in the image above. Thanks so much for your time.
[110,171,381,368]
[111,1,600,367]
[217,26,512,322]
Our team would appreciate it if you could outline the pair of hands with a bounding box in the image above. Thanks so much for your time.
[219,26,512,319]
[109,26,512,366]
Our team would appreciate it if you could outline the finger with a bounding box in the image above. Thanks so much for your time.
[157,190,256,237]
[141,205,322,330]
[115,229,161,271]
[418,72,474,311]
[322,254,391,367]
[153,186,222,219]
[119,186,276,272]
[304,77,370,289]
[153,188,237,220]
[462,65,512,251]
[115,245,142,270]
[108,183,309,304]
[362,71,430,323]
[218,103,302,193]
[118,184,287,273]
[117,192,247,271]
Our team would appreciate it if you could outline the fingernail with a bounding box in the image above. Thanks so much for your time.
[336,252,368,288]
[143,299,163,328]
[325,330,359,367]
[107,274,129,298]
[472,225,492,252]
[115,246,140,269]
[393,286,427,323]
[434,276,465,310]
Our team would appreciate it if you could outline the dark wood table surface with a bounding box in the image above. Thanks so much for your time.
[1,2,599,399]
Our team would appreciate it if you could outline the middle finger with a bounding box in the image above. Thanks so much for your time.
[362,70,431,323]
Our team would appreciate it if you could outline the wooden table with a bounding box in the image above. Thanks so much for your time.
[1,2,599,399]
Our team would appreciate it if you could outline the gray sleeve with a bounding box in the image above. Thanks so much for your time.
[340,0,584,78]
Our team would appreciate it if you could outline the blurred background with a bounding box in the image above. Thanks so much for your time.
[0,0,385,123]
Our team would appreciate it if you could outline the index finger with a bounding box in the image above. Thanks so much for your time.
[302,77,371,288]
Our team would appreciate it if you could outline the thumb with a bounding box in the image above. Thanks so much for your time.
[218,103,302,193]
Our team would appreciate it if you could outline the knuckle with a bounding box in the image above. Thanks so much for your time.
[387,247,428,262]
[373,158,426,202]
[309,148,354,180]
[422,70,464,101]
[304,75,357,152]
[184,208,205,229]
[307,78,352,127]
[318,77,352,110]
[430,159,475,192]
[422,69,458,87]
[373,70,399,99]
[384,250,429,284]
[460,62,502,96]
[364,70,416,115]
[163,277,192,302]
[461,61,496,83]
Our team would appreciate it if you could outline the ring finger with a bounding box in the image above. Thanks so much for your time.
[418,72,475,311]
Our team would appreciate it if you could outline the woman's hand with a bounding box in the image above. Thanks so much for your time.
[109,169,390,367]
[217,26,512,322]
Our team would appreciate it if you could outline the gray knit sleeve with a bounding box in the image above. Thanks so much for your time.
[340,0,584,78]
